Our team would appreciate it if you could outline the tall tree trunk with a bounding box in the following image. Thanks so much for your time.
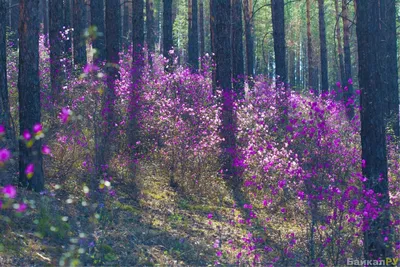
[73,0,87,66]
[91,0,106,62]
[199,0,205,60]
[122,4,130,48]
[295,43,301,89]
[306,0,317,92]
[243,0,254,77]
[210,0,216,89]
[334,0,344,92]
[356,0,392,259]
[288,49,295,86]
[49,0,64,106]
[379,0,399,136]
[42,0,49,46]
[163,0,173,64]
[0,0,13,142]
[64,0,72,58]
[129,0,145,193]
[342,0,353,119]
[98,0,120,172]
[231,0,244,97]
[18,0,44,192]
[214,0,242,204]
[318,0,328,93]
[188,0,199,71]
[10,0,19,46]
[146,0,155,57]
[271,0,286,83]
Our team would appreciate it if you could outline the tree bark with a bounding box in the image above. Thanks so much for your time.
[271,0,286,83]
[49,0,64,106]
[91,0,106,62]
[356,0,392,259]
[73,0,87,66]
[146,0,155,57]
[213,0,242,202]
[0,0,13,141]
[306,0,317,93]
[163,0,173,64]
[318,0,328,93]
[18,0,44,192]
[334,0,344,94]
[342,0,354,119]
[243,0,254,77]
[379,0,399,136]
[10,0,19,46]
[199,0,205,60]
[122,4,130,48]
[188,0,199,71]
[42,0,49,46]
[98,0,120,170]
[64,0,72,59]
[231,0,244,97]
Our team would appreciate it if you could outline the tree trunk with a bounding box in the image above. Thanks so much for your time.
[146,0,155,57]
[318,0,328,93]
[306,0,316,93]
[163,0,173,63]
[334,0,344,95]
[243,0,254,77]
[210,0,216,90]
[295,44,301,89]
[356,0,392,259]
[42,0,49,46]
[342,0,353,119]
[122,4,129,48]
[98,0,120,171]
[271,0,286,83]
[188,0,199,71]
[0,0,13,141]
[231,0,244,97]
[18,0,44,192]
[199,0,205,60]
[130,0,144,162]
[10,0,19,46]
[49,0,64,106]
[214,0,242,203]
[64,0,72,58]
[73,0,87,66]
[379,0,399,136]
[91,0,106,62]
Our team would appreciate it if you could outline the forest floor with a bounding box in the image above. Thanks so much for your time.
[0,164,251,266]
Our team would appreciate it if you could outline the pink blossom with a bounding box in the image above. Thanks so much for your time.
[22,130,31,141]
[0,148,11,163]
[16,203,27,212]
[33,123,42,133]
[60,107,72,123]
[25,163,34,178]
[3,185,17,198]
[41,145,51,155]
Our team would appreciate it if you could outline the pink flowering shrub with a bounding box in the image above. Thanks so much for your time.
[211,78,400,265]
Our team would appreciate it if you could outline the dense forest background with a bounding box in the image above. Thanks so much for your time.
[0,0,400,266]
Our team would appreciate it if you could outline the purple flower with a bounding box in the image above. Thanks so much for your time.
[33,123,42,134]
[16,203,27,212]
[25,163,35,178]
[0,124,5,135]
[3,185,17,199]
[0,148,11,163]
[41,145,51,155]
[22,130,31,141]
